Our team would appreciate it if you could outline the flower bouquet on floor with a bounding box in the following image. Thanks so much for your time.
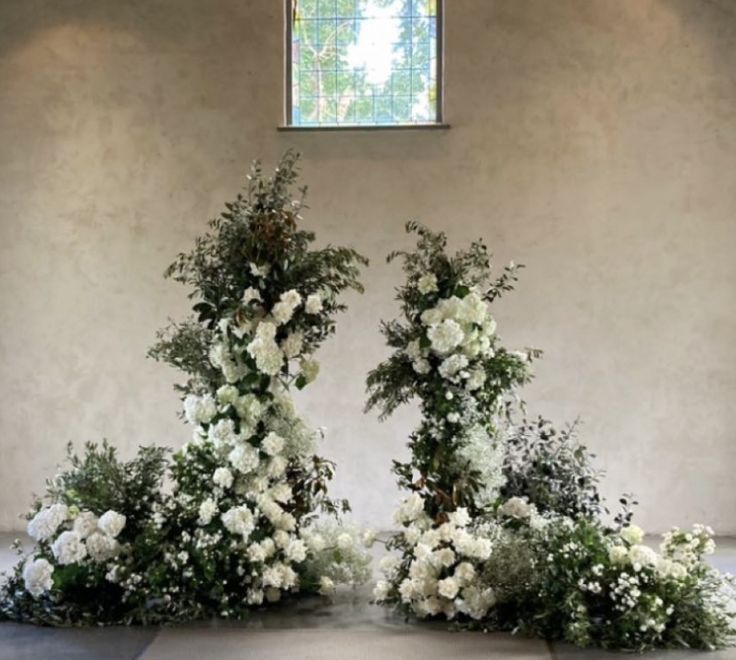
[0,152,372,625]
[367,222,735,652]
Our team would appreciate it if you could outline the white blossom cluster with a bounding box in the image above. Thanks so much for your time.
[377,496,499,620]
[152,273,368,609]
[23,506,126,598]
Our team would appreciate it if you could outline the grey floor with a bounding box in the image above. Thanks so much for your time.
[1,533,735,660]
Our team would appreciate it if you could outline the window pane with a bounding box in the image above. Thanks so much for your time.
[290,0,441,126]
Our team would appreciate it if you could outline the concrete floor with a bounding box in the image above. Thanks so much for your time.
[1,533,734,660]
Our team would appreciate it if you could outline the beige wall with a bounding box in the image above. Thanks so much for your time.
[1,0,734,533]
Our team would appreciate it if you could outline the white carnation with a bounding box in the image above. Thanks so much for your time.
[51,531,87,565]
[207,418,237,448]
[22,558,53,598]
[242,287,261,305]
[609,545,628,565]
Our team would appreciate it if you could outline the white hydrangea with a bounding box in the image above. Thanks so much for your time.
[285,538,308,563]
[98,510,126,538]
[437,576,460,600]
[262,432,285,456]
[282,331,304,359]
[620,524,644,545]
[198,498,218,526]
[319,576,336,595]
[438,354,469,379]
[305,293,323,314]
[242,287,261,305]
[417,273,438,294]
[221,505,255,539]
[394,493,425,524]
[27,503,68,542]
[246,322,284,376]
[86,532,121,562]
[299,358,320,384]
[72,511,98,539]
[207,418,238,448]
[213,467,234,489]
[228,443,260,474]
[51,531,87,565]
[216,385,239,407]
[427,320,465,354]
[271,290,302,325]
[22,558,54,598]
[609,545,628,565]
[628,544,658,571]
[183,394,217,426]
[498,496,533,520]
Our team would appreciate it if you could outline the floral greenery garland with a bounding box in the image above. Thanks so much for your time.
[367,223,735,651]
[0,152,373,624]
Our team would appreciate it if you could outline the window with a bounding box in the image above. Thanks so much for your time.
[285,0,444,128]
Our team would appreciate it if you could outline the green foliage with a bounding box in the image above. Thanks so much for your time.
[501,417,604,519]
[150,150,367,393]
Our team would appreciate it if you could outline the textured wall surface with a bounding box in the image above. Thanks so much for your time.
[1,0,735,532]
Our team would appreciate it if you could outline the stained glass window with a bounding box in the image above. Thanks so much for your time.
[287,0,443,127]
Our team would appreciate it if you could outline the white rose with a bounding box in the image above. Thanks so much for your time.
[427,319,465,354]
[499,496,533,520]
[97,510,126,538]
[22,558,54,597]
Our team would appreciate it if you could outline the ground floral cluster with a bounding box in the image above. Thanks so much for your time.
[0,152,372,625]
[367,223,735,652]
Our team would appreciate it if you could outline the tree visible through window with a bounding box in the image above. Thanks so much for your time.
[287,0,442,127]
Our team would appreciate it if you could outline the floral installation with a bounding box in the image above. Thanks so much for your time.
[367,222,735,651]
[0,152,372,624]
